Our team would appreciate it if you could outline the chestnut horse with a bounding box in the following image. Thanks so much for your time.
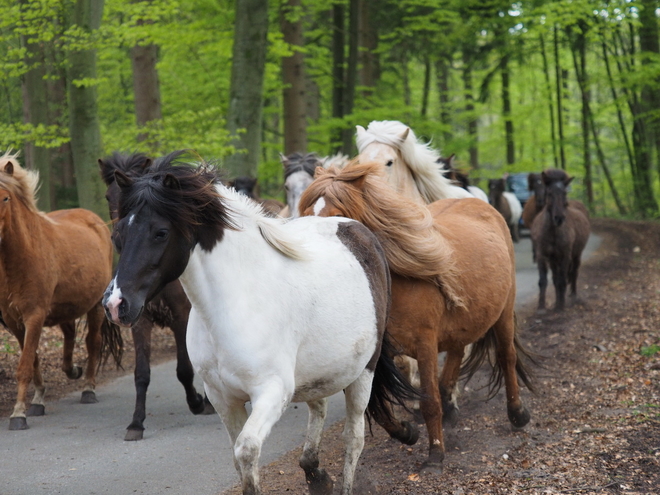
[0,151,122,430]
[521,173,544,229]
[531,169,590,312]
[300,160,533,473]
[99,152,213,441]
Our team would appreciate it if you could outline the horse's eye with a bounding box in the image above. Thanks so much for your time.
[154,229,169,241]
[3,196,9,202]
[386,160,394,167]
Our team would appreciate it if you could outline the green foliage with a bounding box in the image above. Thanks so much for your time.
[640,344,660,357]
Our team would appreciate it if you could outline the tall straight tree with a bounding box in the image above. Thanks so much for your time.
[331,2,345,151]
[501,53,514,165]
[225,0,269,178]
[639,0,660,179]
[341,0,359,155]
[68,0,107,219]
[281,0,307,155]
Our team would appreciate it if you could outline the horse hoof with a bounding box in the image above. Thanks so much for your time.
[189,393,206,415]
[305,468,334,495]
[420,460,443,476]
[442,404,459,427]
[508,406,531,428]
[80,391,98,404]
[66,365,84,380]
[27,404,45,417]
[124,428,144,441]
[8,417,29,430]
[401,420,420,445]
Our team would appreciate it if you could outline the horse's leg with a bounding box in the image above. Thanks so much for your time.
[81,304,104,404]
[438,348,465,427]
[9,311,46,430]
[417,342,445,474]
[26,353,46,417]
[512,222,520,243]
[233,383,289,495]
[125,316,152,441]
[568,255,581,305]
[552,259,568,311]
[60,320,83,379]
[537,257,548,312]
[205,385,248,476]
[299,398,333,495]
[339,370,373,495]
[492,308,530,429]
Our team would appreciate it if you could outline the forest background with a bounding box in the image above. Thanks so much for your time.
[2,0,660,221]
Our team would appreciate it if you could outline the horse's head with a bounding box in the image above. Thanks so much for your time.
[488,178,506,204]
[527,173,545,208]
[356,124,407,178]
[541,169,573,227]
[229,176,258,198]
[0,150,40,233]
[0,160,15,233]
[103,156,234,327]
[98,152,152,223]
[281,152,321,218]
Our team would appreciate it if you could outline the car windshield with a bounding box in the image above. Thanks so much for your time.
[506,173,531,204]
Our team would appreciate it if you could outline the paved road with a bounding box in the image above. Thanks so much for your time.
[0,235,601,495]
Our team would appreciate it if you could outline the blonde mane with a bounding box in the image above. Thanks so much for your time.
[0,150,42,214]
[355,120,462,203]
[300,159,465,308]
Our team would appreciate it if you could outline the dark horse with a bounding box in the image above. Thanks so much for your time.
[228,176,285,217]
[99,152,213,441]
[531,169,590,312]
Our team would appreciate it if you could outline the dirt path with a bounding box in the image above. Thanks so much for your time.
[1,219,658,494]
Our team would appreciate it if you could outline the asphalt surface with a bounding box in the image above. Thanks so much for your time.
[0,234,601,495]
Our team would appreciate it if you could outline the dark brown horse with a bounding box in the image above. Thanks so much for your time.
[488,178,522,242]
[229,176,285,217]
[530,169,590,312]
[300,160,534,474]
[99,152,213,441]
[1,151,122,430]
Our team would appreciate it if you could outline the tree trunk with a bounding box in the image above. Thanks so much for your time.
[20,0,52,211]
[639,0,660,179]
[131,13,162,150]
[225,0,269,178]
[68,0,107,219]
[281,0,307,154]
[540,33,558,169]
[501,54,514,166]
[436,58,452,146]
[421,55,431,118]
[358,0,378,97]
[331,3,345,151]
[554,25,566,170]
[462,51,478,169]
[341,0,359,155]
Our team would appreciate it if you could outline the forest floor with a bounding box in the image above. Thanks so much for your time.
[1,218,659,495]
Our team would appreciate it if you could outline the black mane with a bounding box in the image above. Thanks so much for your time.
[282,152,322,179]
[118,152,237,252]
[99,152,151,185]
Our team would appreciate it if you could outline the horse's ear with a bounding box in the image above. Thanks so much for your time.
[164,173,181,190]
[248,177,258,187]
[279,152,288,165]
[114,170,133,189]
[564,176,574,186]
[398,127,410,142]
[141,157,152,171]
[355,125,366,139]
[4,160,14,176]
[313,166,327,178]
[541,171,551,185]
[448,154,455,167]
[97,158,105,172]
[349,174,368,191]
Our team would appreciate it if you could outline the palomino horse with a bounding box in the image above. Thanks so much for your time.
[98,152,213,441]
[228,176,286,217]
[102,154,418,495]
[488,178,523,242]
[300,160,533,473]
[355,120,474,203]
[437,154,489,202]
[0,151,122,430]
[531,169,590,312]
[280,152,349,218]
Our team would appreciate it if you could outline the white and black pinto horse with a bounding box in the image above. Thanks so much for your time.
[102,154,418,495]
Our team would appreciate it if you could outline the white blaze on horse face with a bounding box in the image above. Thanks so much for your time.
[105,275,124,323]
[313,197,326,216]
[128,214,135,226]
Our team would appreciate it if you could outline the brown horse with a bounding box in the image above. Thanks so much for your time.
[0,151,122,430]
[99,152,213,441]
[229,176,285,217]
[531,169,590,312]
[521,173,544,229]
[299,160,533,473]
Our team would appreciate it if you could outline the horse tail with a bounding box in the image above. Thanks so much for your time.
[460,312,537,399]
[100,318,124,370]
[366,332,422,424]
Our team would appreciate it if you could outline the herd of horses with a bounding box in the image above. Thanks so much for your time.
[0,120,591,495]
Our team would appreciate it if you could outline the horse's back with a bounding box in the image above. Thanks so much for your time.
[567,203,591,256]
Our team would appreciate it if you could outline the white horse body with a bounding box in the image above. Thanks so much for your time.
[468,185,489,202]
[503,191,523,226]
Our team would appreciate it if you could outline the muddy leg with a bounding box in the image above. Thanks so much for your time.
[552,259,568,311]
[299,398,333,495]
[568,255,581,305]
[81,304,104,404]
[417,343,444,474]
[125,317,152,441]
[438,348,465,427]
[537,257,548,312]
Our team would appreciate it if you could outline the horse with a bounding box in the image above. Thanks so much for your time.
[437,154,489,202]
[102,153,419,495]
[280,151,349,218]
[355,120,474,203]
[521,173,544,229]
[299,160,534,473]
[530,169,590,312]
[98,152,214,441]
[0,150,122,430]
[488,178,523,242]
[228,176,286,217]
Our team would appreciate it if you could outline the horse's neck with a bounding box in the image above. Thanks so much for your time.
[391,167,426,204]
